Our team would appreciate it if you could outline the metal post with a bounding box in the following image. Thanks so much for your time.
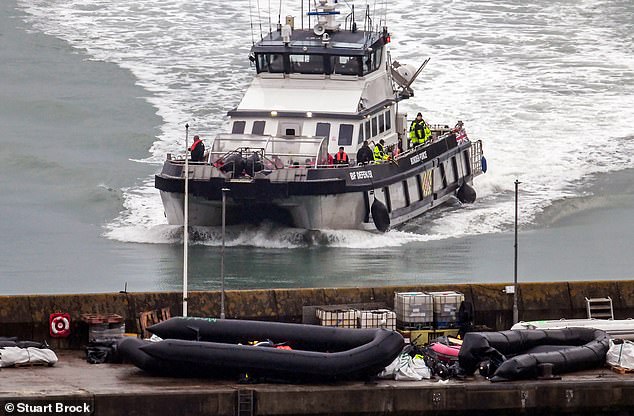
[183,124,189,318]
[220,188,229,319]
[513,179,520,324]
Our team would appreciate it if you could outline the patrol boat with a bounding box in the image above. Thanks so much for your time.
[155,0,486,232]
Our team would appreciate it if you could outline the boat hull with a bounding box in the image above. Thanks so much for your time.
[156,135,483,231]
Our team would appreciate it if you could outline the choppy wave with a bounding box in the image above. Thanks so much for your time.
[16,0,634,248]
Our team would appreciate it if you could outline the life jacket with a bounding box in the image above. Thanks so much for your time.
[422,123,432,144]
[373,143,387,161]
[335,151,349,164]
[409,120,422,143]
[410,120,431,145]
[190,139,203,152]
[190,139,204,161]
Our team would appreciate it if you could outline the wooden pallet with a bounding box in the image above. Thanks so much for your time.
[610,365,634,375]
[13,361,52,368]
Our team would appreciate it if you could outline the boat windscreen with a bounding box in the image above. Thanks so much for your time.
[210,134,327,168]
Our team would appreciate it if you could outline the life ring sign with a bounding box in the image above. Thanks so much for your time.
[49,313,71,338]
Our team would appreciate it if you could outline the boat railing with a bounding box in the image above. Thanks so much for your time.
[470,140,484,175]
[208,133,329,171]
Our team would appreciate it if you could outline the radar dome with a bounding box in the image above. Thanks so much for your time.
[395,64,418,84]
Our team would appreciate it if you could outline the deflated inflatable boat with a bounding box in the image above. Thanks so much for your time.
[118,317,404,381]
[458,328,609,381]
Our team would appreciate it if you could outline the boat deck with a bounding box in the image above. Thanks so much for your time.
[2,350,634,416]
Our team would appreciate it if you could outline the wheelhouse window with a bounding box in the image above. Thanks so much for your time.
[338,124,354,146]
[372,47,383,71]
[385,110,392,130]
[289,54,325,74]
[316,122,331,139]
[378,114,385,133]
[232,120,246,134]
[362,46,383,75]
[371,117,378,137]
[364,120,371,140]
[257,53,285,73]
[252,120,265,135]
[358,124,364,144]
[331,56,360,76]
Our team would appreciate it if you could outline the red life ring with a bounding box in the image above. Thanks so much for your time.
[49,313,71,338]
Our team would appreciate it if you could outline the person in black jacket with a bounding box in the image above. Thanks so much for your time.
[190,135,205,162]
[355,141,373,165]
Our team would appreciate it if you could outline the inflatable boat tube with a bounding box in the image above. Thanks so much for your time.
[429,342,460,363]
[120,317,404,381]
[512,318,634,340]
[458,328,609,382]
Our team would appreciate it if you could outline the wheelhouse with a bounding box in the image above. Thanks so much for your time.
[252,29,387,77]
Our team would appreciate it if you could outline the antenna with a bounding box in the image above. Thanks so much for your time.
[249,0,256,45]
[268,0,272,34]
[352,4,356,32]
[257,0,264,40]
[373,0,377,30]
[383,0,388,29]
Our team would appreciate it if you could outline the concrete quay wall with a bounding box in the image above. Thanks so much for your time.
[1,280,633,347]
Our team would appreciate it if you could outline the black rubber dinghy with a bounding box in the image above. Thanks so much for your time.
[458,328,609,382]
[118,317,404,381]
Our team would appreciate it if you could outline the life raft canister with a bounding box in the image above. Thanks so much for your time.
[49,312,71,338]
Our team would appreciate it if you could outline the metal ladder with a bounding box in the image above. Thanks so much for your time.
[470,140,484,175]
[585,296,614,319]
[237,389,254,416]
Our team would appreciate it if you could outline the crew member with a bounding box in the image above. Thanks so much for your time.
[334,146,349,165]
[190,135,205,162]
[409,112,432,146]
[356,140,373,165]
[373,139,389,161]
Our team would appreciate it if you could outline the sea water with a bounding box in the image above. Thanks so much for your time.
[2,0,634,294]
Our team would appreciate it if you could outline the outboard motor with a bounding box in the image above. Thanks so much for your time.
[371,198,390,232]
[457,183,476,204]
[220,153,246,177]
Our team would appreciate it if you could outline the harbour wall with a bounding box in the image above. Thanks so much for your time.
[2,280,633,348]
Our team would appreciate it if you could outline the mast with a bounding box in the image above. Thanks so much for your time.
[183,124,189,317]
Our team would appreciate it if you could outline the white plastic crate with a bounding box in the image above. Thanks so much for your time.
[358,309,396,330]
[394,292,433,328]
[316,308,359,328]
[89,322,125,342]
[427,291,465,328]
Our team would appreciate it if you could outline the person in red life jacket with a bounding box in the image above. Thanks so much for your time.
[190,135,205,162]
[327,152,334,166]
[334,146,349,165]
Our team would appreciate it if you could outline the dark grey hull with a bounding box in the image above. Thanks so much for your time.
[155,135,484,231]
